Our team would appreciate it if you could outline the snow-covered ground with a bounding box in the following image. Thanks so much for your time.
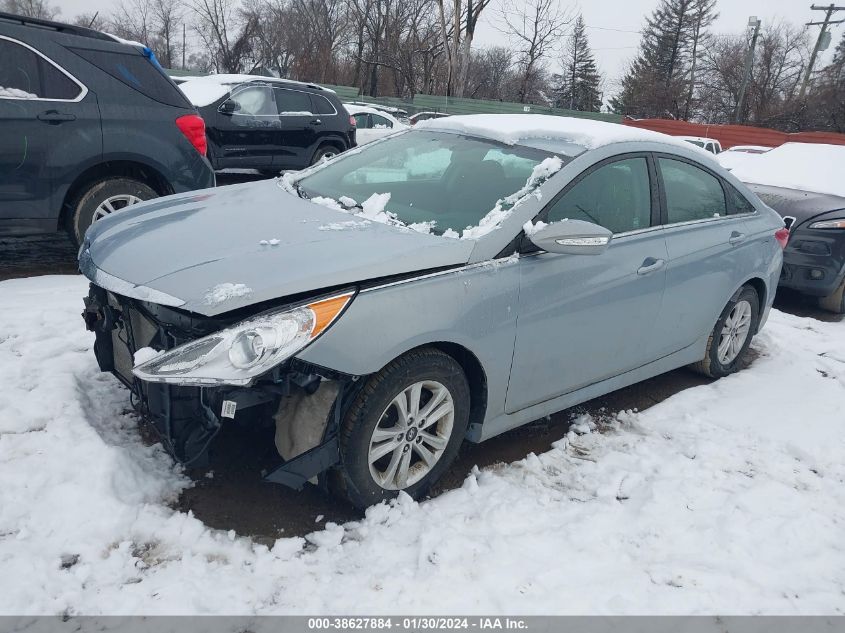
[1,275,843,615]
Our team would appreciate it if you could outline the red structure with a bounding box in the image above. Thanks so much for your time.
[621,117,845,149]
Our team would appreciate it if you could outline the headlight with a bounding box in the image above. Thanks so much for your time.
[132,291,353,386]
[809,218,845,229]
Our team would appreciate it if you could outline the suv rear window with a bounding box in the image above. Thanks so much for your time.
[310,93,336,115]
[0,38,81,100]
[70,47,190,108]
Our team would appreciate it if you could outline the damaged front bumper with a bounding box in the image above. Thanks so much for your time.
[82,283,356,490]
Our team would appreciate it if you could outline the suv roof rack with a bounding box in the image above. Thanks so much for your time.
[0,11,114,41]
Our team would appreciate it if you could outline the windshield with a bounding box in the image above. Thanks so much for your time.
[297,131,562,236]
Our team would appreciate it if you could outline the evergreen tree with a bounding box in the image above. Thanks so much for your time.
[610,0,716,119]
[556,14,603,111]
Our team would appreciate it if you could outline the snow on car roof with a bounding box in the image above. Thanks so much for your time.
[179,73,335,107]
[416,114,700,152]
[729,142,845,198]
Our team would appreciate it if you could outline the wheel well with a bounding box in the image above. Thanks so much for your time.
[744,276,767,310]
[317,138,346,153]
[426,342,488,435]
[59,161,172,229]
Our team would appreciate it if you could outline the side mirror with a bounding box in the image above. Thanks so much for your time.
[219,99,240,115]
[527,219,613,255]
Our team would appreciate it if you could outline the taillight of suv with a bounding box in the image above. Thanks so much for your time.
[175,114,207,156]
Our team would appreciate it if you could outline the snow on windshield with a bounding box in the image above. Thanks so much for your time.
[284,131,564,239]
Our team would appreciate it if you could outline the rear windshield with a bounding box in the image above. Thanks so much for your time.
[70,47,191,108]
[298,130,563,235]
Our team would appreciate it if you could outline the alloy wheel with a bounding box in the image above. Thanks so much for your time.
[367,380,454,490]
[717,299,752,365]
[92,194,144,222]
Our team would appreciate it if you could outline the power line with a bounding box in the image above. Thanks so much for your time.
[585,25,642,34]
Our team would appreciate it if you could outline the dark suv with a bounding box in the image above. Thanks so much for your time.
[179,75,356,173]
[0,12,214,245]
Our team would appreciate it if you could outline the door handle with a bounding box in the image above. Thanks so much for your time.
[637,257,666,275]
[729,231,746,245]
[37,110,76,124]
[310,118,322,125]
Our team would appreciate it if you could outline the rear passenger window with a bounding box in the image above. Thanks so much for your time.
[353,113,370,128]
[0,38,80,100]
[725,182,755,214]
[659,158,727,223]
[310,94,336,115]
[546,157,652,234]
[276,89,313,114]
[70,47,188,107]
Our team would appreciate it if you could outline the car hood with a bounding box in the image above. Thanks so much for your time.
[80,179,475,316]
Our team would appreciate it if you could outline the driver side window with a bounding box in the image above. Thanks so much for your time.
[546,157,652,234]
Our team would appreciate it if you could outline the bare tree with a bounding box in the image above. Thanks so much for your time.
[189,0,257,73]
[499,0,570,103]
[436,0,493,97]
[2,0,59,19]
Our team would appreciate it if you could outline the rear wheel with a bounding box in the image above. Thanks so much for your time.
[691,285,760,378]
[818,278,845,314]
[310,144,341,165]
[70,178,157,246]
[331,348,470,509]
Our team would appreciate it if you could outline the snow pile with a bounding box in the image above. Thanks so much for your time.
[318,220,372,231]
[203,283,252,305]
[461,156,562,240]
[522,219,548,236]
[417,114,695,152]
[0,86,37,99]
[729,143,845,197]
[2,274,844,615]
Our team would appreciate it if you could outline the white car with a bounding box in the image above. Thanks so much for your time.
[678,136,722,155]
[345,104,407,144]
[717,145,773,171]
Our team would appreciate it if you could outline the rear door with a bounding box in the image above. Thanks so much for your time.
[0,35,98,228]
[506,154,668,413]
[274,87,317,168]
[214,84,280,169]
[652,155,755,356]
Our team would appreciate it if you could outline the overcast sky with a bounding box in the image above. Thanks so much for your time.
[56,0,841,90]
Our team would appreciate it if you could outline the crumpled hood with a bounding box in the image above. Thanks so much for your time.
[81,179,474,316]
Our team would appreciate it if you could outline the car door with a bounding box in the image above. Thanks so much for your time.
[506,154,669,414]
[213,84,280,169]
[274,87,318,168]
[651,155,755,357]
[0,35,97,226]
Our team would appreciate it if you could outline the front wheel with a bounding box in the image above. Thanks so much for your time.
[331,348,470,509]
[818,278,845,314]
[691,285,760,378]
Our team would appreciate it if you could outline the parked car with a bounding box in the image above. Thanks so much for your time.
[409,111,450,125]
[678,136,722,154]
[79,114,784,508]
[717,145,773,171]
[344,104,406,144]
[179,74,356,174]
[0,12,214,245]
[729,143,845,313]
[346,101,410,124]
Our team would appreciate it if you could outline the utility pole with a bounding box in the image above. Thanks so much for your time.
[800,4,845,98]
[733,16,761,124]
[182,23,186,70]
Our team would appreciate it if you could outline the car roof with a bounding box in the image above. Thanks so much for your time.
[678,135,718,143]
[416,114,700,154]
[182,73,334,92]
[179,74,336,107]
[0,10,114,41]
[344,104,397,118]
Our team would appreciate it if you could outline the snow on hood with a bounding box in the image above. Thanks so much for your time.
[81,179,474,316]
[729,143,845,198]
[416,113,696,152]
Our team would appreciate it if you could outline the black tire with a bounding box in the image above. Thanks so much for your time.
[331,348,470,509]
[691,285,760,378]
[70,178,157,246]
[818,278,845,314]
[310,144,341,166]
